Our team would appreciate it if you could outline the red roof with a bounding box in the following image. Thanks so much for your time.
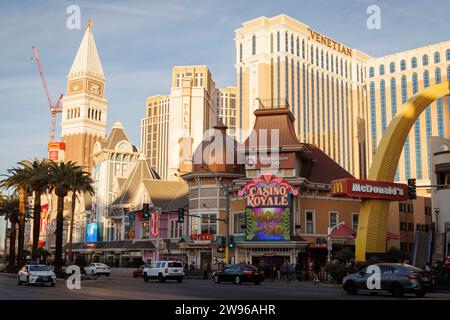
[330,224,356,238]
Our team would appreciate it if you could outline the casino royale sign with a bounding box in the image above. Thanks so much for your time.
[307,28,352,57]
[331,178,408,201]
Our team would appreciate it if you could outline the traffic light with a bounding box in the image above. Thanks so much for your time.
[228,236,235,249]
[221,237,226,247]
[407,178,417,200]
[178,208,185,223]
[142,203,150,219]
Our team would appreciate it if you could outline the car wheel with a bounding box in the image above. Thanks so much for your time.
[213,275,220,284]
[158,273,166,283]
[233,276,241,285]
[177,278,183,283]
[143,273,149,282]
[390,283,404,298]
[415,290,426,298]
[344,281,357,295]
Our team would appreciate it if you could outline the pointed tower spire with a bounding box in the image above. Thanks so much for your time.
[68,19,104,80]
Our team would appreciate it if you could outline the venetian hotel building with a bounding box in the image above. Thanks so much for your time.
[235,14,450,184]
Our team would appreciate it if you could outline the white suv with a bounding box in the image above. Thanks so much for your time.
[143,261,184,283]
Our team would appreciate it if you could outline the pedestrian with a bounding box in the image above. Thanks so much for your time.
[280,262,288,280]
[312,260,321,284]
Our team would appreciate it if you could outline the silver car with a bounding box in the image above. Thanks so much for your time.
[18,264,56,286]
[342,263,434,297]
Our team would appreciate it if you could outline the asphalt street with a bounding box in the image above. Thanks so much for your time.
[1,273,450,300]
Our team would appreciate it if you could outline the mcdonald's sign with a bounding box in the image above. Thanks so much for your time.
[331,178,408,201]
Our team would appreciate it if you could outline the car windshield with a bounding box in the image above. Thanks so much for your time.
[168,262,182,268]
[241,264,257,271]
[29,266,51,272]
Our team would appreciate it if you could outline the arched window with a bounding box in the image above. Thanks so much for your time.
[336,56,339,74]
[435,68,441,83]
[331,54,334,72]
[412,72,418,93]
[310,45,314,64]
[447,49,450,61]
[340,59,343,76]
[277,31,280,52]
[389,62,395,73]
[315,47,319,66]
[99,111,101,122]
[379,64,385,76]
[88,108,91,119]
[423,70,430,87]
[411,57,417,68]
[345,61,348,78]
[301,39,305,59]
[434,51,440,63]
[270,33,273,54]
[296,37,299,56]
[252,35,256,55]
[400,59,406,71]
[290,34,294,54]
[356,64,359,82]
[239,43,243,61]
[285,32,288,52]
[326,52,329,70]
[321,50,324,68]
[369,66,374,78]
[422,54,429,66]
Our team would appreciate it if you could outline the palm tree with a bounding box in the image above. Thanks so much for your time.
[15,159,49,260]
[0,194,20,271]
[47,161,94,275]
[1,166,29,267]
[68,169,94,264]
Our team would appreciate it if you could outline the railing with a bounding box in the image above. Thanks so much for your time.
[256,98,290,109]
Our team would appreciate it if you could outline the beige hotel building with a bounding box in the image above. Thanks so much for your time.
[235,14,450,184]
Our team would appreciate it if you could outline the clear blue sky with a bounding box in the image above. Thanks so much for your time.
[0,0,449,178]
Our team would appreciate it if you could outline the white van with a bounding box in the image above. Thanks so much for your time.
[143,261,184,283]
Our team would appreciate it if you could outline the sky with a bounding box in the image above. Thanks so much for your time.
[0,1,449,242]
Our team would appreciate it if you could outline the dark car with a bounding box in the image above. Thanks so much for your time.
[213,264,263,285]
[133,264,149,278]
[342,263,435,297]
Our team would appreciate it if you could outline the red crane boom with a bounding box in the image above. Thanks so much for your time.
[32,46,63,142]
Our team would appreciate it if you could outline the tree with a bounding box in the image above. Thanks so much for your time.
[14,159,49,260]
[0,194,19,271]
[47,161,93,275]
[67,168,94,264]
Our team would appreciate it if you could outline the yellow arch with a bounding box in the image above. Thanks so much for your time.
[355,81,450,262]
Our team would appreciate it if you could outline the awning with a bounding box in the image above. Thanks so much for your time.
[330,224,356,238]
[386,231,400,240]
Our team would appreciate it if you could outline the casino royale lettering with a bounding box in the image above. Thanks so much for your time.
[246,185,289,207]
[307,28,352,57]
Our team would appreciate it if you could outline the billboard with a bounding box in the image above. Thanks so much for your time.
[331,178,408,201]
[86,222,98,243]
[239,174,298,241]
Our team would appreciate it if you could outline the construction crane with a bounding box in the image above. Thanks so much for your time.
[31,46,63,142]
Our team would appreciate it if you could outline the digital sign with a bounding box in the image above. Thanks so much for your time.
[239,174,298,241]
[86,222,98,243]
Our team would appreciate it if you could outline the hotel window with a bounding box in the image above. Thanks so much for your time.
[408,204,414,213]
[310,45,314,64]
[391,77,400,181]
[195,73,203,87]
[201,213,217,234]
[411,57,417,68]
[252,35,256,55]
[352,213,359,231]
[389,62,395,73]
[400,59,406,71]
[321,50,324,68]
[297,62,301,133]
[435,67,442,83]
[422,54,429,66]
[305,211,315,234]
[345,61,348,78]
[311,70,315,143]
[434,51,440,63]
[380,80,387,133]
[424,71,432,152]
[286,56,289,104]
[233,212,245,234]
[357,64,359,81]
[170,220,182,238]
[329,212,339,229]
[277,31,280,52]
[437,98,444,137]
[302,63,307,139]
[277,56,281,105]
[379,64,385,76]
[400,222,407,231]
[285,32,288,52]
[302,39,305,59]
[291,34,294,54]
[340,59,343,76]
[412,72,422,179]
[336,56,339,74]
[399,203,406,212]
[317,71,321,145]
[331,54,334,72]
[270,33,273,53]
[176,74,182,87]
[296,37,299,56]
[326,52,329,70]
[370,82,377,154]
[292,58,295,115]
[447,49,450,61]
[316,47,319,66]
[401,75,411,179]
[369,67,374,78]
[239,43,243,62]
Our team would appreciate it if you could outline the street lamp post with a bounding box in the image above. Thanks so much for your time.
[327,221,346,263]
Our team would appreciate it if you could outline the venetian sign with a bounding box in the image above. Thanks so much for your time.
[331,178,408,201]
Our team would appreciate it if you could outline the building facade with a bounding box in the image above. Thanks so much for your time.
[61,21,108,171]
[216,87,238,138]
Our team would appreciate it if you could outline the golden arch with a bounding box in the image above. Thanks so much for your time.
[356,81,450,262]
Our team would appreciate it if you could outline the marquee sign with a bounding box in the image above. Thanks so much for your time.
[331,178,408,201]
[189,233,215,242]
[239,175,298,241]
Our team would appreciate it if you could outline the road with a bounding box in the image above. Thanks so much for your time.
[1,273,450,300]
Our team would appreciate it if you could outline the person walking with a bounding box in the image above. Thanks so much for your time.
[312,260,321,284]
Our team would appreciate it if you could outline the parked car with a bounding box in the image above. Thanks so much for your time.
[133,264,149,278]
[342,263,435,297]
[143,261,184,283]
[213,264,263,285]
[85,263,111,277]
[17,264,56,286]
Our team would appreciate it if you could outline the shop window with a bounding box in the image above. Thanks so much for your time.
[305,211,315,234]
[170,219,182,238]
[329,212,339,229]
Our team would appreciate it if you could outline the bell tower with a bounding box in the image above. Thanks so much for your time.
[61,20,108,171]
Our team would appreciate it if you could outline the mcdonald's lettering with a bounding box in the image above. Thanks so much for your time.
[331,178,408,201]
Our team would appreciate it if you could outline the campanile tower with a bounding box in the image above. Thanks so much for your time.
[61,20,108,171]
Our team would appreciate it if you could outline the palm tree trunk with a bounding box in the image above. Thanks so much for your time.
[17,187,26,267]
[31,191,42,261]
[8,221,16,270]
[68,192,76,264]
[54,195,65,276]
